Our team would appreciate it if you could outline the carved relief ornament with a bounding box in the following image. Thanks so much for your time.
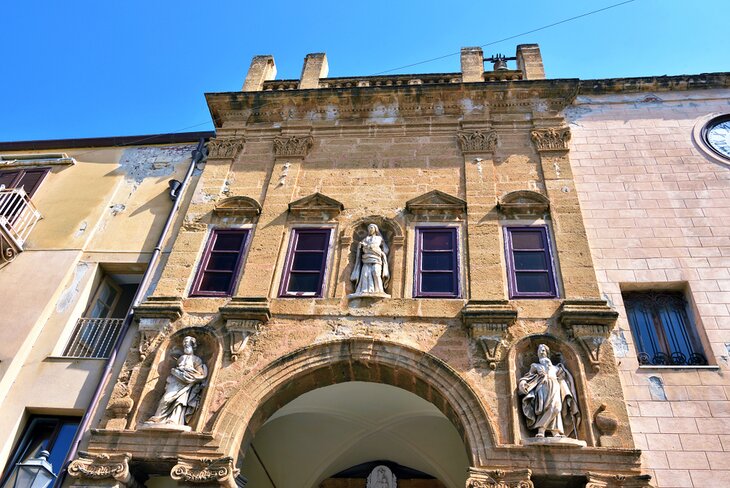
[585,472,652,488]
[457,130,498,154]
[462,300,517,369]
[68,452,140,488]
[208,138,245,159]
[171,457,240,487]
[530,127,571,152]
[466,468,533,488]
[273,135,314,158]
[559,299,618,372]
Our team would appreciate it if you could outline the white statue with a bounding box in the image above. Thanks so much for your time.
[145,336,208,431]
[366,465,396,488]
[518,344,581,439]
[349,223,390,298]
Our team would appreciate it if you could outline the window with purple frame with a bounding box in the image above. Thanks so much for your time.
[504,226,558,298]
[414,227,459,298]
[191,229,249,296]
[279,228,332,297]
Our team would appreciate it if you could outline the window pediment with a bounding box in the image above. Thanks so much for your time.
[213,196,262,218]
[405,190,466,220]
[288,192,343,220]
[497,190,549,217]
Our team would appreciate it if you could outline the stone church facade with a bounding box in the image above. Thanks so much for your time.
[63,46,730,488]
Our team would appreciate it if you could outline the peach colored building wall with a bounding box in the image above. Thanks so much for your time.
[569,89,730,487]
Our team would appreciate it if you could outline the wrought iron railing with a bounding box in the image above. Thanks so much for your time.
[62,318,125,359]
[0,187,42,263]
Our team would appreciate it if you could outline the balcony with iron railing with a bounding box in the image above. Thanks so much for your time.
[0,187,42,264]
[62,317,125,359]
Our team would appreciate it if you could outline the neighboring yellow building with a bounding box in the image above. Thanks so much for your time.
[0,132,212,486]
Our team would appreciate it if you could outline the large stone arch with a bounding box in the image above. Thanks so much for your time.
[212,337,497,467]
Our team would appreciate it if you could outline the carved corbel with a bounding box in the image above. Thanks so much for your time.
[68,452,141,488]
[134,297,183,361]
[171,457,239,487]
[273,135,314,158]
[559,300,618,372]
[466,468,533,488]
[207,137,245,160]
[585,472,652,488]
[220,297,271,361]
[457,130,498,154]
[530,127,571,152]
[462,300,517,369]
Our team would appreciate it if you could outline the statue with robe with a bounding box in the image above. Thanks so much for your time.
[518,344,581,439]
[349,223,390,298]
[145,336,207,431]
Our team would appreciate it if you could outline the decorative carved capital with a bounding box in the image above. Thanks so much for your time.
[462,300,517,369]
[207,138,245,160]
[458,130,498,154]
[226,319,261,361]
[220,297,270,362]
[134,297,183,360]
[585,472,652,488]
[530,127,571,152]
[273,135,314,158]
[559,299,618,372]
[466,468,533,488]
[171,457,240,487]
[68,452,140,488]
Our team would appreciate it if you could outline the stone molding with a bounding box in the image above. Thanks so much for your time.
[462,300,518,369]
[68,452,141,488]
[287,192,344,220]
[134,297,183,360]
[273,135,314,158]
[405,189,467,220]
[207,138,244,160]
[530,127,571,152]
[170,456,239,487]
[466,468,533,488]
[458,130,498,154]
[220,297,271,361]
[585,472,652,488]
[213,196,262,218]
[559,299,619,372]
[497,190,550,217]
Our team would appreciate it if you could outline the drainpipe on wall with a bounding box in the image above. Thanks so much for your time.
[56,138,208,487]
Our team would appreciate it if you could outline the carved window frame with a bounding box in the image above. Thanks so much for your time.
[503,225,559,299]
[278,227,335,298]
[413,226,461,298]
[190,228,251,297]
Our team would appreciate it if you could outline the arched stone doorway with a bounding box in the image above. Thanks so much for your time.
[240,382,469,487]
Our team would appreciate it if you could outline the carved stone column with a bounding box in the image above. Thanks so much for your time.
[219,297,271,361]
[559,299,619,372]
[462,300,517,369]
[585,472,652,488]
[466,468,533,488]
[67,452,141,488]
[170,457,240,488]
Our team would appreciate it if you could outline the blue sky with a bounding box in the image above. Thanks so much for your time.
[1,0,728,141]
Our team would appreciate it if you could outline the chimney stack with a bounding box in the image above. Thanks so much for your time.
[299,53,329,89]
[516,44,545,80]
[460,47,484,83]
[242,55,277,92]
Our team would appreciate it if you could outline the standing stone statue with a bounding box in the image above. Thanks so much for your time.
[145,336,208,431]
[349,223,390,298]
[518,344,581,439]
[366,465,396,488]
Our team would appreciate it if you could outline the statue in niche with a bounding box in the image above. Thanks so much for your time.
[366,465,396,488]
[144,336,208,431]
[518,344,581,440]
[349,223,390,299]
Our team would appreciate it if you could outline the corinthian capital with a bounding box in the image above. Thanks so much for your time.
[207,138,245,159]
[171,456,240,487]
[530,127,571,152]
[458,130,498,154]
[273,135,314,158]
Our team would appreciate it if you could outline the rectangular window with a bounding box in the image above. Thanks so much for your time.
[191,229,249,297]
[504,226,558,298]
[414,227,459,298]
[279,228,332,297]
[623,291,708,366]
[0,167,50,197]
[0,416,80,487]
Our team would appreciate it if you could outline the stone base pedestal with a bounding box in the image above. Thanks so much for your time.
[522,436,587,448]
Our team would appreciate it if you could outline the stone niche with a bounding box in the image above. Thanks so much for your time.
[133,327,221,432]
[508,334,594,447]
[345,216,404,296]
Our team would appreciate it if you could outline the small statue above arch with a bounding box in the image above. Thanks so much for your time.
[349,223,390,299]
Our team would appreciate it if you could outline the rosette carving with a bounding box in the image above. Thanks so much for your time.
[171,456,239,486]
[273,135,314,158]
[68,452,140,487]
